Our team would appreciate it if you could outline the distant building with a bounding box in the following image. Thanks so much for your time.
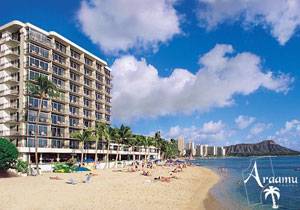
[177,136,185,156]
[195,144,226,157]
[185,141,196,157]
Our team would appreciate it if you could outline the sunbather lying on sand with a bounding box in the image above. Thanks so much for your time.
[141,170,151,176]
[49,176,62,180]
[153,176,175,183]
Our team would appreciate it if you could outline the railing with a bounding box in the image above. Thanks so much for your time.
[0,61,19,70]
[0,34,19,44]
[0,48,19,57]
[0,129,18,136]
[0,102,18,109]
[0,89,19,96]
[0,75,18,83]
[28,30,52,48]
[0,115,18,123]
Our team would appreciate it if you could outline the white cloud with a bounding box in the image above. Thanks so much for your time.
[112,44,292,121]
[198,0,300,45]
[77,0,181,53]
[166,120,231,144]
[276,119,300,136]
[235,115,256,129]
[250,123,272,135]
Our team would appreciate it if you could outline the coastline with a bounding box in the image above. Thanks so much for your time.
[0,165,219,210]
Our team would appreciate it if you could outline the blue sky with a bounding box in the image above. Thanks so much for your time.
[2,0,300,149]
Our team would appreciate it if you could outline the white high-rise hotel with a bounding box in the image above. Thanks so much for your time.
[0,21,158,162]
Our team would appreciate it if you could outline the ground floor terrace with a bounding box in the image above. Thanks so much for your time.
[17,144,159,164]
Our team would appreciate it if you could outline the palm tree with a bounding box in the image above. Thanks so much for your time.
[94,122,109,168]
[127,136,137,160]
[146,137,155,161]
[26,76,59,174]
[115,125,132,166]
[264,186,280,209]
[135,135,145,161]
[106,126,116,168]
[71,129,93,166]
[154,131,162,159]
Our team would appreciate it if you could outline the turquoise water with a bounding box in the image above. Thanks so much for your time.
[193,156,300,210]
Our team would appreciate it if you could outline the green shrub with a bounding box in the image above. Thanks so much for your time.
[53,163,74,173]
[15,159,29,173]
[0,138,18,171]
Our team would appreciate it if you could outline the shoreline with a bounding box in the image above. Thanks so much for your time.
[0,165,219,210]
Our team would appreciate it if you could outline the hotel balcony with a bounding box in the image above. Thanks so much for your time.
[0,89,19,97]
[0,128,18,136]
[0,102,18,110]
[0,47,19,58]
[27,30,53,49]
[0,61,19,71]
[0,115,18,124]
[0,75,18,84]
[0,34,20,46]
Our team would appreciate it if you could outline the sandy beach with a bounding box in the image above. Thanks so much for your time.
[0,166,219,210]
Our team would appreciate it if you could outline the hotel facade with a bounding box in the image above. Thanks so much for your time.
[0,21,158,163]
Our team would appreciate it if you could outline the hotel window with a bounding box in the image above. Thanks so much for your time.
[70,61,80,70]
[28,97,48,109]
[95,92,102,100]
[96,82,102,90]
[51,126,64,138]
[105,96,111,103]
[69,139,79,149]
[52,101,63,112]
[52,139,64,148]
[27,124,48,136]
[26,138,47,147]
[105,115,110,122]
[69,106,78,115]
[29,56,48,71]
[84,78,91,86]
[96,63,101,70]
[52,65,65,76]
[70,72,79,81]
[53,53,66,64]
[95,112,102,120]
[28,28,52,47]
[83,109,91,118]
[55,41,66,53]
[51,114,65,125]
[71,49,80,59]
[52,77,64,88]
[83,120,92,128]
[84,88,91,96]
[105,78,111,85]
[105,69,111,76]
[69,117,79,127]
[95,102,103,111]
[105,87,111,94]
[70,83,79,93]
[84,57,93,66]
[105,106,111,113]
[84,67,92,76]
[69,94,79,103]
[84,98,90,107]
[96,72,103,82]
[28,110,48,123]
[29,43,49,58]
[28,70,48,80]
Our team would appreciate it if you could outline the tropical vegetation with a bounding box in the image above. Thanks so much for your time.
[0,138,18,172]
[26,75,59,174]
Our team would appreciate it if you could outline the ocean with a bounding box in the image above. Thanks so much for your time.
[193,156,300,210]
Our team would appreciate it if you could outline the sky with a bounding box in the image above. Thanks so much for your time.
[1,0,300,149]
